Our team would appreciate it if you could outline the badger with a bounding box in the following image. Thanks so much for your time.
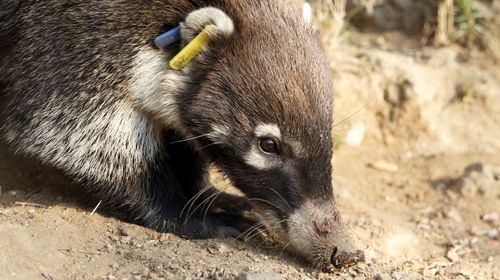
[0,0,364,269]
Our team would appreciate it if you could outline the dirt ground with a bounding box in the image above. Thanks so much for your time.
[1,2,499,280]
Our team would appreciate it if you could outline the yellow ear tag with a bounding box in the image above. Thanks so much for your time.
[169,24,216,70]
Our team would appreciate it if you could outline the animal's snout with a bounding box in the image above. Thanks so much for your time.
[287,200,364,269]
[330,248,365,268]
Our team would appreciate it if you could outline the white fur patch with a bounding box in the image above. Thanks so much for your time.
[181,7,234,42]
[254,124,281,139]
[302,2,313,25]
[244,146,280,170]
[288,139,304,157]
[129,46,187,133]
[208,124,230,143]
[11,100,160,186]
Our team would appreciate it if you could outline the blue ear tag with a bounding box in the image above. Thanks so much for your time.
[154,25,181,49]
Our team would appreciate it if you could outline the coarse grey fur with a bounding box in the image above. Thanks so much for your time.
[0,0,363,269]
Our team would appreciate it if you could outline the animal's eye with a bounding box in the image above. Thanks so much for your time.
[258,138,280,155]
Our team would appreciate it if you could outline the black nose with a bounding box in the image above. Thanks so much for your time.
[331,249,365,268]
[329,247,338,264]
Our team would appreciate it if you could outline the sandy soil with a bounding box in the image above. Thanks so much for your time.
[1,3,500,280]
[1,133,499,279]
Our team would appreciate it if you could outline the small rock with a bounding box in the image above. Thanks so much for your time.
[454,163,500,198]
[208,243,228,255]
[481,211,499,223]
[373,273,390,280]
[354,217,365,226]
[446,208,462,223]
[469,237,479,246]
[118,225,133,236]
[348,267,358,277]
[105,243,114,252]
[26,209,36,219]
[141,267,150,277]
[367,161,399,173]
[383,134,395,146]
[120,236,131,244]
[237,272,284,280]
[446,247,460,262]
[487,229,499,240]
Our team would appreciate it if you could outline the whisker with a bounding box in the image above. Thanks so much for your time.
[267,187,291,209]
[180,184,213,220]
[202,190,222,223]
[247,197,283,212]
[195,142,221,151]
[170,133,211,144]
[243,225,266,242]
[244,226,267,242]
[333,105,366,127]
[184,181,233,225]
[279,240,293,258]
[202,183,233,224]
[236,222,265,240]
[244,218,288,243]
[183,190,219,225]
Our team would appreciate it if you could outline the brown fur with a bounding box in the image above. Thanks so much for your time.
[0,0,361,268]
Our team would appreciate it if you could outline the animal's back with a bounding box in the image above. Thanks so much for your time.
[1,0,188,184]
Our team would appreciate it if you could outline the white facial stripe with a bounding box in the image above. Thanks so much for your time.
[244,146,281,170]
[288,139,304,156]
[208,124,230,143]
[254,123,281,139]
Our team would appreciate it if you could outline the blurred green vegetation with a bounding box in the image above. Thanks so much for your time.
[454,0,484,47]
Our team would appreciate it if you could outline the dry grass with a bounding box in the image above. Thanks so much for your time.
[310,0,347,48]
[435,0,455,46]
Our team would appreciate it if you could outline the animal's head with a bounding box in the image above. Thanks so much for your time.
[178,1,364,269]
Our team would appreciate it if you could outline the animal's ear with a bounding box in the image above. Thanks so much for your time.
[180,7,234,44]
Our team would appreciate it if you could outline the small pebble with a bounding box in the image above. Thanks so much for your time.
[481,211,499,223]
[367,161,399,173]
[26,209,35,219]
[446,208,462,223]
[446,248,460,262]
[118,225,133,236]
[487,229,499,240]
